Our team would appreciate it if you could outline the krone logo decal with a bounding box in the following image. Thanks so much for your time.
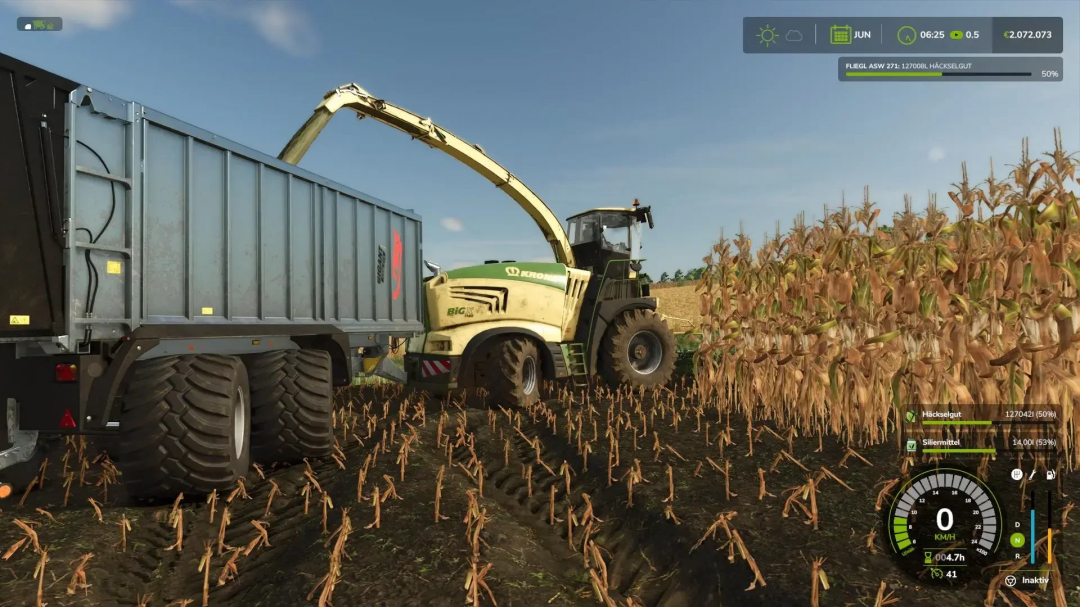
[504,266,562,283]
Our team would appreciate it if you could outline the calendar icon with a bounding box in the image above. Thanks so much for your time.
[830,25,852,45]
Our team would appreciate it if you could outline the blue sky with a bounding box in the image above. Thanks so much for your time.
[2,0,1077,276]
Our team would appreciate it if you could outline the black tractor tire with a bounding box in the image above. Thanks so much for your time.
[115,354,251,501]
[245,349,334,465]
[599,308,677,389]
[474,336,542,408]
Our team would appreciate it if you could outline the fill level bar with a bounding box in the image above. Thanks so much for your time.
[839,56,1062,82]
[920,420,993,425]
[1030,503,1036,564]
[923,448,996,453]
[845,71,1033,78]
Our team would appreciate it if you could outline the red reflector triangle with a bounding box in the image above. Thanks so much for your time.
[59,409,76,429]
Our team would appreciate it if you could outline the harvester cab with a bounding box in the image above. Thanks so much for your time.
[565,199,654,280]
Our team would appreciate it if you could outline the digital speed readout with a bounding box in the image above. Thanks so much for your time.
[885,468,1003,585]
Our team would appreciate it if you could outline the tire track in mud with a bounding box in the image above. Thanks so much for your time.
[80,453,356,605]
[452,405,799,607]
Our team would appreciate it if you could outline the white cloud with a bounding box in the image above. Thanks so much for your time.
[171,0,319,57]
[2,0,134,29]
[440,217,464,232]
[928,146,946,162]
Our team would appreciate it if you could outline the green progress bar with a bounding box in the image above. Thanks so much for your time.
[921,420,994,426]
[923,448,997,453]
[845,72,943,77]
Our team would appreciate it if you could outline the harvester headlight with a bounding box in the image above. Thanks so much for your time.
[429,339,452,352]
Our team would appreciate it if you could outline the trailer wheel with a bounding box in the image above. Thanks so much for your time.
[599,309,676,389]
[245,349,334,465]
[475,336,541,408]
[115,355,251,501]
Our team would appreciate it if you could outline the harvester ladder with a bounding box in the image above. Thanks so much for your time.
[566,343,588,387]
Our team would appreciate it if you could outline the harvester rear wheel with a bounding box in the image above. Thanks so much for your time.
[599,309,676,389]
[476,336,541,408]
[245,349,334,465]
[115,354,251,501]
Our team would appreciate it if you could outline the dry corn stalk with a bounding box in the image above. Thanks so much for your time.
[810,557,829,606]
[264,479,283,518]
[321,493,334,534]
[309,509,352,606]
[435,465,450,522]
[33,547,49,607]
[874,479,899,511]
[758,468,774,499]
[115,514,132,552]
[365,485,381,529]
[206,489,218,524]
[217,547,242,586]
[864,528,879,554]
[66,552,93,595]
[662,465,675,503]
[243,520,271,556]
[3,519,41,559]
[87,497,104,522]
[226,477,249,503]
[216,506,232,555]
[18,476,38,508]
[197,541,213,607]
[873,581,900,606]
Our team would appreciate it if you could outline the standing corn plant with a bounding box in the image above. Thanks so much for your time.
[694,131,1080,470]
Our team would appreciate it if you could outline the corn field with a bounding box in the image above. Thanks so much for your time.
[694,130,1080,470]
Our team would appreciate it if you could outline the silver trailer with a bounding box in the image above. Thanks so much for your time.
[0,53,424,499]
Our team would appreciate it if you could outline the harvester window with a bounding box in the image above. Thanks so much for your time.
[572,215,600,245]
[601,214,631,253]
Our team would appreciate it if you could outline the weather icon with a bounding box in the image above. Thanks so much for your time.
[785,30,803,42]
[757,24,778,48]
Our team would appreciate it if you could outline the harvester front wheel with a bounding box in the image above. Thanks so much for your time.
[599,309,676,389]
[476,336,541,408]
[245,349,335,465]
[115,354,251,501]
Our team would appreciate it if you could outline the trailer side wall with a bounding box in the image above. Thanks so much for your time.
[65,88,424,344]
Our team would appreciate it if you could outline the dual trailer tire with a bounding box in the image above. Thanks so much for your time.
[115,354,251,501]
[115,350,334,501]
[245,349,335,465]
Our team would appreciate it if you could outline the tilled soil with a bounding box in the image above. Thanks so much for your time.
[0,383,1075,607]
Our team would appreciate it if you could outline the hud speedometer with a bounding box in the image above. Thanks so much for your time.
[885,467,1002,585]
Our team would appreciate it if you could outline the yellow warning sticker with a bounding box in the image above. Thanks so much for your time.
[201,307,214,315]
[9,315,30,326]
[106,260,122,274]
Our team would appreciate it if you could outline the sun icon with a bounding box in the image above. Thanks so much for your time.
[758,24,778,48]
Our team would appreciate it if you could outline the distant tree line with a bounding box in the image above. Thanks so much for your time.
[656,266,706,285]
